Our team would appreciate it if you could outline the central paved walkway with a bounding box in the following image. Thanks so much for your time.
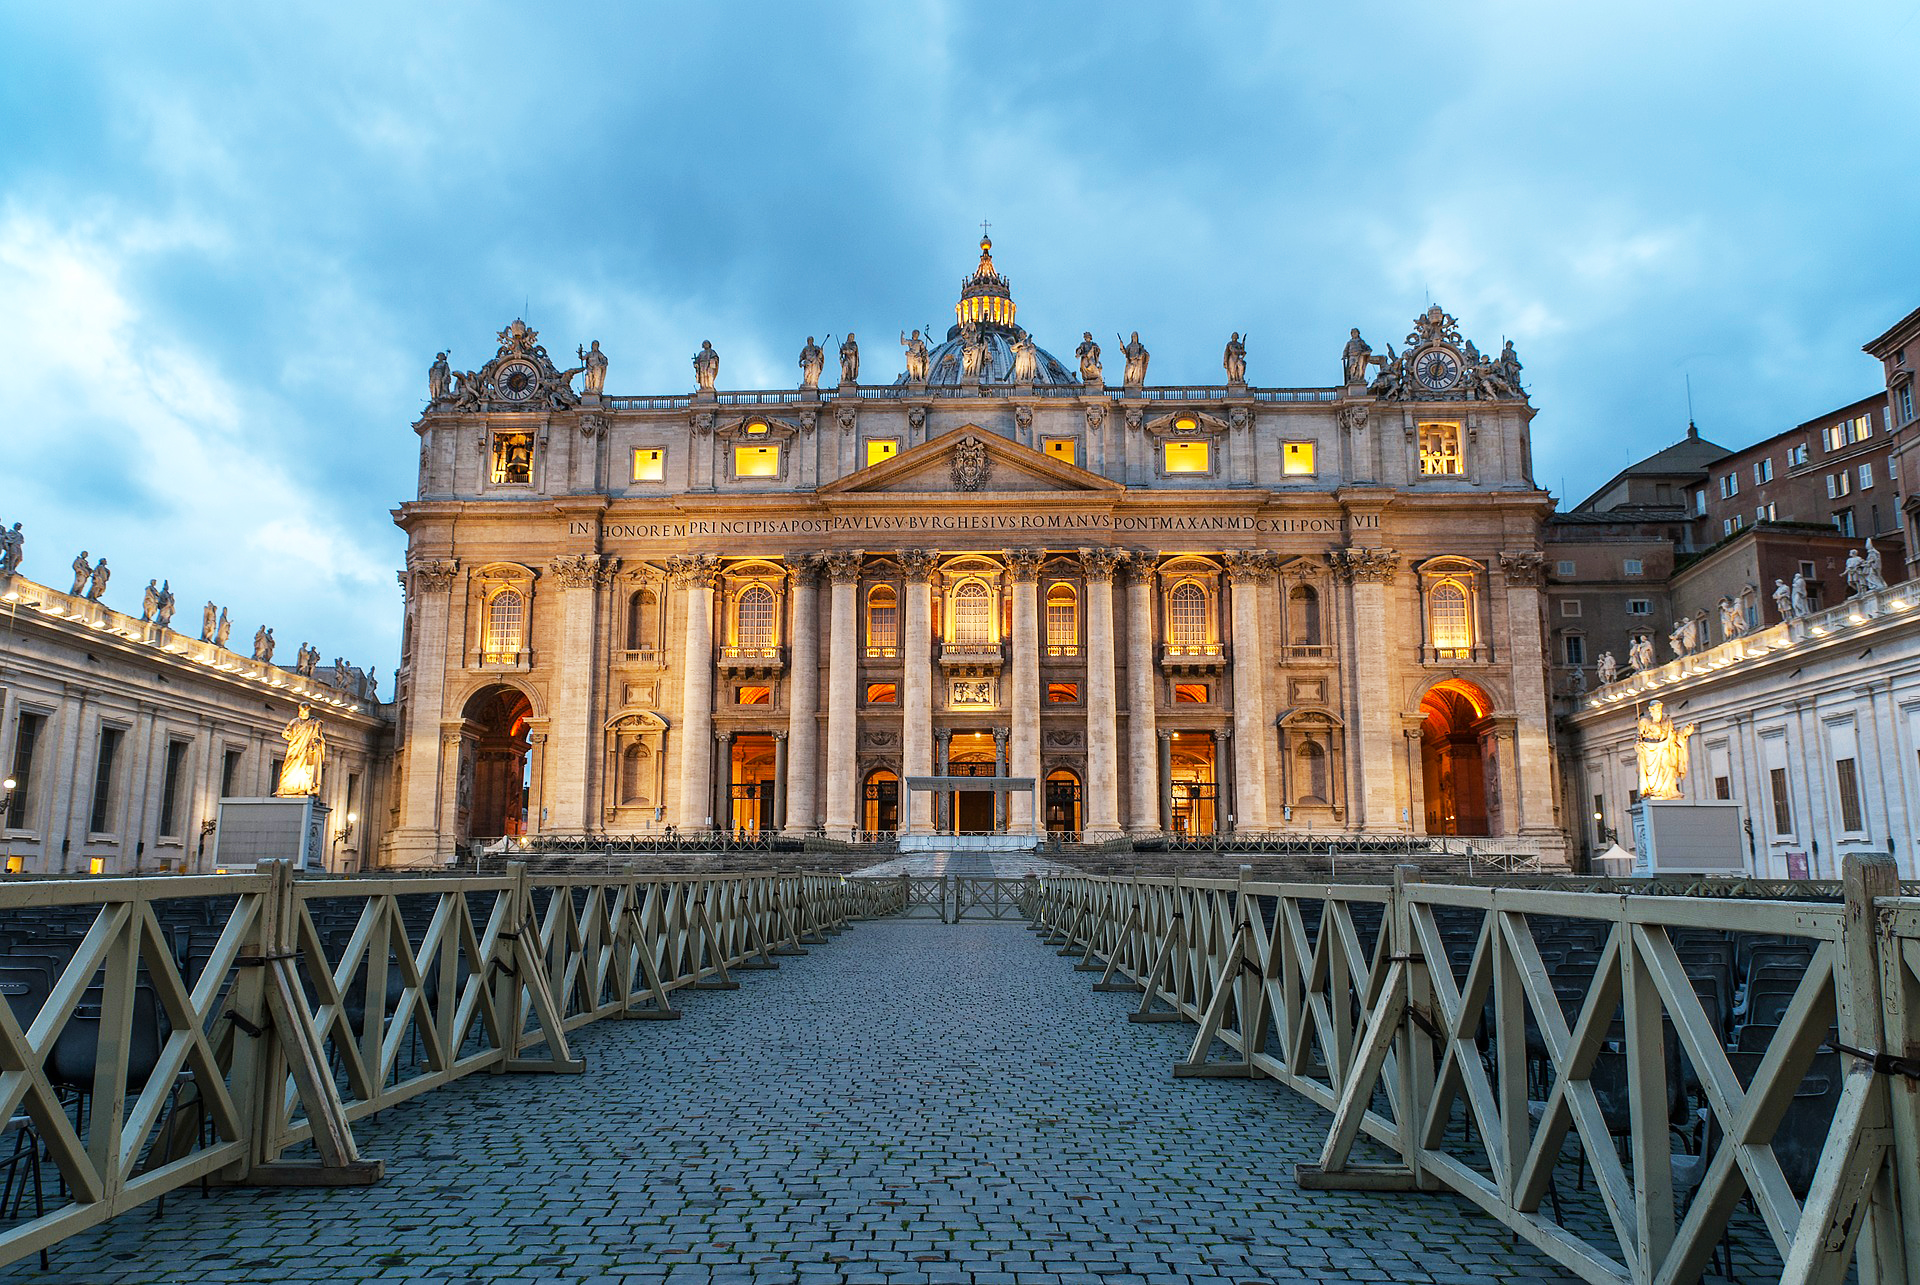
[10,920,1568,1284]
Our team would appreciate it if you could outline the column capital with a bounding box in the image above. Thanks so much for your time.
[898,549,938,582]
[822,550,865,584]
[1222,549,1278,582]
[1327,546,1399,584]
[666,554,721,589]
[1077,547,1123,582]
[549,552,619,589]
[407,558,460,595]
[772,729,789,742]
[1123,550,1161,580]
[715,728,733,743]
[1006,548,1046,582]
[790,554,824,587]
[992,727,1009,746]
[934,728,952,745]
[1498,549,1546,587]
[1215,726,1232,741]
[1158,729,1175,743]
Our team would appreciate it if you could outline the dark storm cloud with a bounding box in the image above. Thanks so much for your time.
[1,1,1915,667]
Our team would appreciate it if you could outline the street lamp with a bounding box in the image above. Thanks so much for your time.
[0,778,14,874]
[1592,809,1618,847]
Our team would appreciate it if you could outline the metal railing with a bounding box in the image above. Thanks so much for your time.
[0,864,873,1270]
[1029,859,1920,1285]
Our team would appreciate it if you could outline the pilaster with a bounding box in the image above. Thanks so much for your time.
[389,558,459,866]
[1497,549,1558,837]
[1079,547,1123,837]
[669,555,719,829]
[822,551,864,835]
[1330,545,1402,830]
[546,553,617,833]
[900,550,936,832]
[1124,553,1161,833]
[1223,550,1276,831]
[784,558,821,833]
[1006,548,1044,832]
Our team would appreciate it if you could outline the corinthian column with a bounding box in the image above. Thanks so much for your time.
[546,553,617,833]
[1224,551,1275,832]
[1124,552,1161,833]
[1498,549,1557,839]
[1079,547,1123,838]
[669,555,720,829]
[391,558,459,866]
[784,557,821,832]
[1006,548,1045,833]
[900,549,937,832]
[821,551,864,835]
[1332,545,1401,829]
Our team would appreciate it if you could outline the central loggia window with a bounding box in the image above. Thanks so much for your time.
[484,589,525,663]
[735,584,775,650]
[1168,581,1208,649]
[952,580,993,648]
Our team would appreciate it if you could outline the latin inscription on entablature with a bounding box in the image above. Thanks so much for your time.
[591,512,1364,543]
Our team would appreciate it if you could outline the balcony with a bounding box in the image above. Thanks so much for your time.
[718,645,785,677]
[940,640,1005,676]
[1159,642,1228,675]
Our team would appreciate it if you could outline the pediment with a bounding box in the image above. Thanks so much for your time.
[817,428,1124,495]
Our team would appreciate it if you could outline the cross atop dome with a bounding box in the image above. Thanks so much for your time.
[956,229,1015,331]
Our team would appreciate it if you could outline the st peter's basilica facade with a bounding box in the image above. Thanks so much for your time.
[384,238,1563,866]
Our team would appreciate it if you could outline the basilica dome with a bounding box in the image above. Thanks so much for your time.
[900,236,1078,388]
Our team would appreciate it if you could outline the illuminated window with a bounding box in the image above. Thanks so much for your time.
[1418,422,1462,476]
[1174,683,1209,704]
[866,683,896,705]
[952,580,993,647]
[734,444,781,478]
[1047,683,1079,704]
[88,857,105,876]
[744,417,770,436]
[735,584,775,650]
[3,856,21,874]
[865,438,899,468]
[1168,582,1208,648]
[632,448,665,482]
[1282,441,1316,476]
[1428,582,1471,654]
[866,585,897,656]
[735,686,771,705]
[1045,583,1078,655]
[1163,441,1210,474]
[484,589,525,662]
[491,433,534,485]
[1043,438,1077,465]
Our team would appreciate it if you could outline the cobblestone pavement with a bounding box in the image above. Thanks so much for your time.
[6,920,1571,1284]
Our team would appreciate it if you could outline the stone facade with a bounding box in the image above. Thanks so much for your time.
[385,240,1566,866]
[0,569,390,874]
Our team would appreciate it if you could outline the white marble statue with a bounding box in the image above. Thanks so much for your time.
[201,601,218,642]
[1341,328,1372,385]
[1863,538,1888,592]
[1669,619,1690,659]
[1010,330,1039,383]
[580,341,608,396]
[1223,332,1247,384]
[0,522,20,576]
[798,336,824,390]
[1629,634,1654,672]
[1636,699,1697,801]
[70,552,91,597]
[140,579,160,623]
[838,333,860,384]
[1772,578,1794,622]
[1718,596,1745,640]
[1570,664,1587,695]
[428,352,451,402]
[1596,651,1618,686]
[86,559,109,602]
[1118,331,1150,387]
[1791,571,1810,618]
[693,341,719,392]
[154,581,175,629]
[1845,549,1867,596]
[1076,332,1103,385]
[215,608,230,649]
[899,329,930,383]
[251,625,269,661]
[274,703,327,798]
[959,321,987,381]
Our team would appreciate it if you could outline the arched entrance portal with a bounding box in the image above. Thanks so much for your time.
[460,685,533,844]
[1044,769,1082,836]
[1420,680,1494,836]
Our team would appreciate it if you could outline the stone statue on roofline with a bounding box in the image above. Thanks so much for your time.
[154,581,175,629]
[0,523,24,576]
[86,559,110,602]
[1222,333,1247,384]
[1341,328,1372,385]
[141,580,160,622]
[1076,332,1102,385]
[70,552,91,597]
[215,608,231,649]
[1862,538,1888,592]
[693,341,719,392]
[899,329,930,383]
[798,336,824,390]
[1772,578,1793,622]
[579,341,608,396]
[1596,651,1617,686]
[1010,330,1039,383]
[428,352,451,402]
[1791,571,1810,618]
[839,333,860,384]
[1117,331,1149,387]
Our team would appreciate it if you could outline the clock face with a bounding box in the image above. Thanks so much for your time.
[495,360,540,402]
[1412,347,1461,392]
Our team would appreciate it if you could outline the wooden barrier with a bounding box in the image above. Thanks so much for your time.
[0,865,870,1269]
[1030,859,1920,1285]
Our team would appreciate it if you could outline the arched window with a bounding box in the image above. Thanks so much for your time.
[620,743,651,805]
[736,584,775,651]
[866,584,898,656]
[953,580,992,648]
[626,589,657,653]
[1168,582,1208,649]
[1046,583,1078,655]
[484,589,524,663]
[1428,581,1472,654]
[1297,741,1328,805]
[1290,584,1322,647]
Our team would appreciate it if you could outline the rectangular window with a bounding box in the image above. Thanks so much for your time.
[1855,414,1873,440]
[1753,458,1773,483]
[733,444,781,478]
[1834,757,1864,832]
[1556,560,1576,576]
[1719,473,1739,498]
[1860,462,1873,489]
[1418,422,1462,475]
[1756,503,1775,522]
[89,727,123,835]
[1162,441,1210,474]
[1835,509,1856,537]
[1173,683,1210,704]
[865,683,896,705]
[632,448,665,482]
[1282,441,1316,475]
[5,712,45,829]
[1592,792,1607,845]
[270,758,285,793]
[1769,767,1792,835]
[1046,683,1079,704]
[1623,559,1644,576]
[864,438,898,468]
[1563,635,1585,665]
[1900,385,1914,423]
[735,685,771,706]
[220,748,243,798]
[1714,775,1731,800]
[1694,490,1707,516]
[1626,599,1652,615]
[1560,600,1582,617]
[1788,443,1809,467]
[158,739,191,837]
[1042,437,1077,466]
[489,432,533,485]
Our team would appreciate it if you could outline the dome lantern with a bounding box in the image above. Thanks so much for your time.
[955,234,1016,332]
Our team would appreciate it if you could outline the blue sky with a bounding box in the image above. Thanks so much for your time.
[3,3,1916,673]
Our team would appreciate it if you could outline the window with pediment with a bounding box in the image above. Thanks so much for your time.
[866,585,898,657]
[1417,557,1487,662]
[736,585,775,650]
[1046,583,1078,656]
[626,587,660,655]
[466,563,536,669]
[483,589,525,663]
[1168,582,1209,649]
[952,580,993,648]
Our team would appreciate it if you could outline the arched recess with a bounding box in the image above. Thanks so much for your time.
[466,562,537,670]
[1277,708,1344,821]
[459,683,535,843]
[604,709,669,823]
[863,768,900,837]
[1418,678,1495,836]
